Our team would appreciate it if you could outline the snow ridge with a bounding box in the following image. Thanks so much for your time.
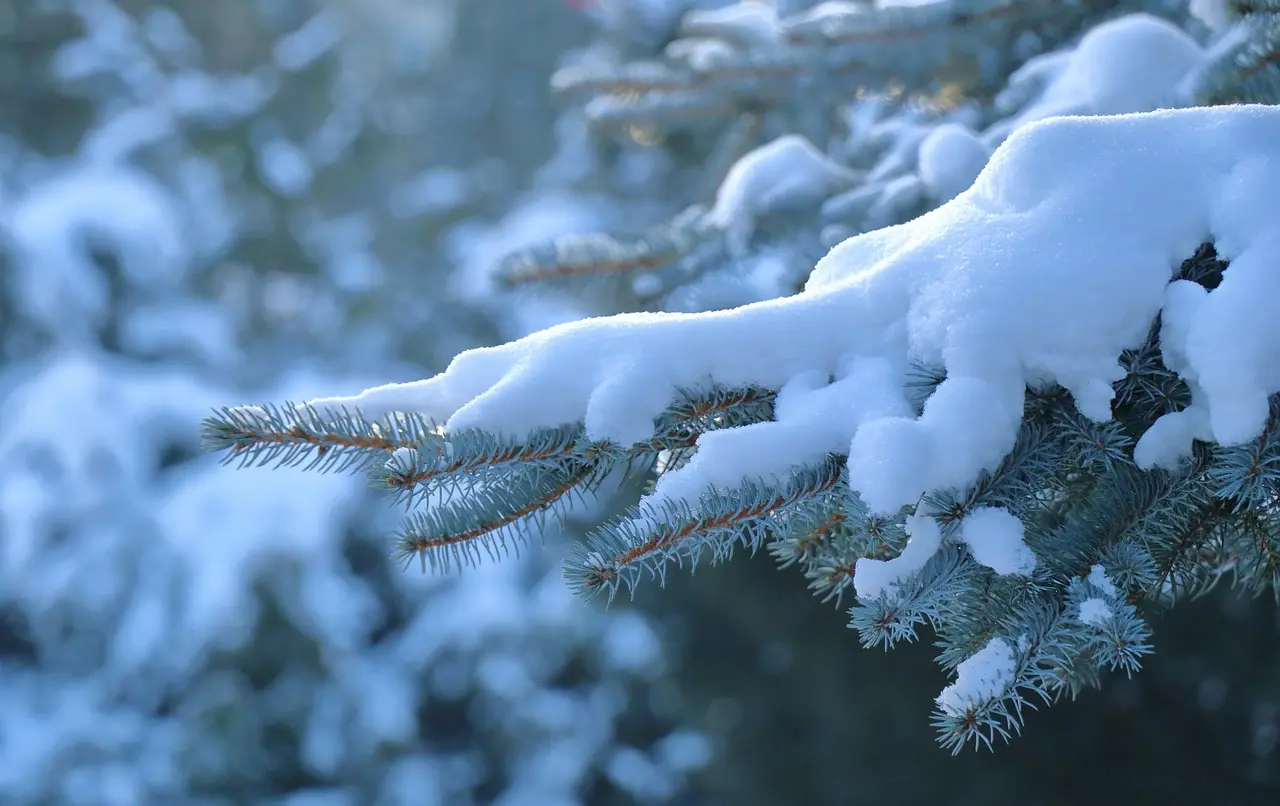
[312,105,1280,530]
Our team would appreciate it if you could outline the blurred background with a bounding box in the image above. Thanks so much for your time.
[1,0,1278,804]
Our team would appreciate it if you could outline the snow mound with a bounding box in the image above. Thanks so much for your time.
[936,637,1015,718]
[709,134,860,255]
[993,14,1205,138]
[917,123,990,201]
[957,507,1036,576]
[1078,598,1112,626]
[310,105,1280,518]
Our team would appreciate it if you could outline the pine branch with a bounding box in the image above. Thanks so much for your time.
[920,422,1060,534]
[1139,478,1229,603]
[661,383,777,427]
[203,42,1280,755]
[770,489,907,607]
[395,458,604,574]
[564,454,844,601]
[849,544,976,649]
[201,403,437,474]
[1208,395,1280,511]
[376,424,587,505]
[1223,507,1280,598]
[497,208,714,289]
[1193,9,1280,106]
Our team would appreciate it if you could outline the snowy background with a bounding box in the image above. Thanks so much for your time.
[3,1,1280,805]
[0,1,710,804]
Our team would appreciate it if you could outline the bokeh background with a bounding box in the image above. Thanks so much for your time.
[1,1,1278,804]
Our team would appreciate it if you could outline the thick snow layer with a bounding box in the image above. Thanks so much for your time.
[310,105,1280,519]
[917,123,990,201]
[936,637,1015,718]
[991,15,1205,140]
[1135,279,1217,469]
[957,507,1036,576]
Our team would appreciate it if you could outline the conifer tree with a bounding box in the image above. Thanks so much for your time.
[206,0,1280,751]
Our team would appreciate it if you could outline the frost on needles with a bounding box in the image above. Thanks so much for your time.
[204,105,1280,752]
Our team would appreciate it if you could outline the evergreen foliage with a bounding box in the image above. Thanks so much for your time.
[206,0,1280,752]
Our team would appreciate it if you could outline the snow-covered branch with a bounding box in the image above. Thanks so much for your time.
[211,103,1280,749]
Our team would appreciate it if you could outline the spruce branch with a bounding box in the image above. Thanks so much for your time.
[1222,506,1280,598]
[201,403,437,474]
[204,60,1280,755]
[1134,473,1228,602]
[920,422,1059,534]
[929,590,1149,755]
[1208,395,1280,512]
[661,383,777,427]
[205,235,1280,752]
[496,208,715,290]
[849,544,976,650]
[1193,6,1280,106]
[394,457,604,574]
[770,489,906,607]
[564,454,844,601]
[375,424,587,505]
[506,0,1160,304]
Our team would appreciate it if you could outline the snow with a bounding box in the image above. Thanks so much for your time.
[936,637,1016,718]
[1078,598,1113,626]
[1134,279,1216,469]
[5,164,187,333]
[709,134,861,255]
[1068,15,1205,115]
[387,447,419,474]
[854,512,942,599]
[309,105,1280,521]
[917,123,990,201]
[680,1,783,51]
[1189,0,1242,31]
[1087,564,1118,598]
[990,15,1206,139]
[957,507,1037,576]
